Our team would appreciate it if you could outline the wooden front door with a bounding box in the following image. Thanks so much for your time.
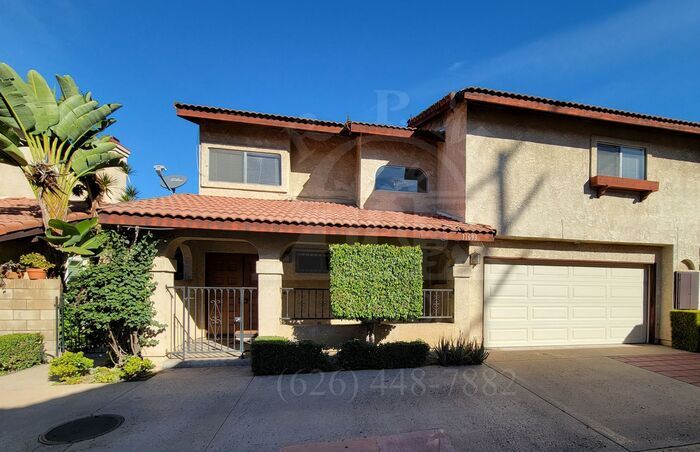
[205,253,258,332]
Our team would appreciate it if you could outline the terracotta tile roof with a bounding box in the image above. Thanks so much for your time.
[175,102,345,128]
[0,198,89,240]
[99,194,495,241]
[175,103,425,139]
[408,87,700,135]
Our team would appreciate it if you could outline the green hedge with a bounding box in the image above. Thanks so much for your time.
[671,310,700,352]
[251,336,332,375]
[337,339,429,370]
[0,333,44,373]
[329,244,423,321]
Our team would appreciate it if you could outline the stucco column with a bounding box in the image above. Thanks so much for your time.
[143,255,175,359]
[256,258,283,336]
[452,262,475,339]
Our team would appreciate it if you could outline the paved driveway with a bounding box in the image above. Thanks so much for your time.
[1,345,699,451]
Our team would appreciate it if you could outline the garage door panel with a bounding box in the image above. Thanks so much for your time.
[609,306,643,320]
[531,328,568,341]
[531,306,568,320]
[485,262,646,347]
[532,265,569,276]
[572,267,607,278]
[488,306,528,320]
[572,285,606,298]
[531,285,569,297]
[571,306,606,320]
[487,284,528,298]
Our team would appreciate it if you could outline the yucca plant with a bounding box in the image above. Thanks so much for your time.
[0,63,123,229]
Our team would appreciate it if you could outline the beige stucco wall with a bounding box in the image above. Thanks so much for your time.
[459,104,700,344]
[357,136,438,214]
[0,279,60,356]
[199,122,357,203]
[198,121,439,214]
[0,157,129,203]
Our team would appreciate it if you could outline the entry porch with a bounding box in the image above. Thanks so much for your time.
[161,234,469,359]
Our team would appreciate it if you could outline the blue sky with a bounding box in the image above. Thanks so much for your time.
[3,0,700,198]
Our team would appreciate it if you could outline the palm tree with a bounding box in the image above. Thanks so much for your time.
[0,63,123,229]
[119,184,139,202]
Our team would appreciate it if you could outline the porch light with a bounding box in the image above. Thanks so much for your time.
[469,252,481,266]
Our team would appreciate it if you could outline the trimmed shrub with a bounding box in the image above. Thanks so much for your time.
[380,341,430,368]
[0,333,44,373]
[671,310,700,352]
[251,336,332,375]
[336,339,381,370]
[92,366,121,383]
[337,339,430,370]
[49,351,93,383]
[119,356,155,381]
[329,244,423,322]
[433,336,489,366]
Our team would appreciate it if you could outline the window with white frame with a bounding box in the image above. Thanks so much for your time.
[208,148,281,186]
[597,143,646,180]
[375,165,427,193]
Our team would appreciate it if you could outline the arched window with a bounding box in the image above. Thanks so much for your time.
[375,165,427,193]
[174,248,184,280]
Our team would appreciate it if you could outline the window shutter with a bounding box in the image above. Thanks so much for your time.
[674,271,700,309]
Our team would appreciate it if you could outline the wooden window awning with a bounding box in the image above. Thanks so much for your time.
[589,175,659,201]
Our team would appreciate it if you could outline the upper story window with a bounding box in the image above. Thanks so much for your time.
[597,143,646,180]
[209,148,281,186]
[375,165,427,193]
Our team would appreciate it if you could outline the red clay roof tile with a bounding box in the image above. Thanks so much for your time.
[99,194,495,241]
[408,87,700,134]
[0,198,89,239]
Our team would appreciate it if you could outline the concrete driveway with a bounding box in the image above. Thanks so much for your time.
[1,345,699,451]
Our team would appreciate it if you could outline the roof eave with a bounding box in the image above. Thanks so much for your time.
[461,91,700,135]
[99,212,495,242]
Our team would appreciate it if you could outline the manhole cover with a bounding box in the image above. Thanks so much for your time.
[39,414,124,445]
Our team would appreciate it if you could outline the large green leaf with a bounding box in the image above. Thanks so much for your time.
[0,73,35,132]
[47,218,80,236]
[70,145,120,177]
[56,74,80,100]
[25,70,59,133]
[50,99,98,140]
[0,133,27,165]
[66,103,121,143]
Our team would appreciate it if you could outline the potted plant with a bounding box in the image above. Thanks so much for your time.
[0,261,24,279]
[19,253,54,280]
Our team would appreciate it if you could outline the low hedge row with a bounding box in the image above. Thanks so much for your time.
[251,337,430,375]
[0,333,44,373]
[336,339,429,370]
[671,310,700,352]
[251,336,333,375]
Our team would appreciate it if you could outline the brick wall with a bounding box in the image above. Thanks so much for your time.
[0,279,60,356]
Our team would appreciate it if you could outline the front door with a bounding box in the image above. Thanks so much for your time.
[205,253,258,333]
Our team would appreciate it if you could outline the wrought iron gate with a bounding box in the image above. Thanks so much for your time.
[168,286,257,358]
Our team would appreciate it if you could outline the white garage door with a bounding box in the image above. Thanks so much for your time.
[484,262,647,347]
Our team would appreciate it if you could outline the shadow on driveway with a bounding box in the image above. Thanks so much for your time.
[1,345,698,451]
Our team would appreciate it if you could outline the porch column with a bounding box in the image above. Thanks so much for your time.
[452,262,473,339]
[256,258,283,336]
[144,255,176,360]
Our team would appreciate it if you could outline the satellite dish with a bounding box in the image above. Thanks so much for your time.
[154,165,188,193]
[160,175,188,190]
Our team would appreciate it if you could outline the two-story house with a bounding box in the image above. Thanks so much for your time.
[96,88,700,360]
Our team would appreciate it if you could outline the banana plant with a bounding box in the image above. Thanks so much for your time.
[44,217,107,256]
[0,63,123,229]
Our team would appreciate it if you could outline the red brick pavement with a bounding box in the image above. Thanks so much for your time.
[613,353,700,387]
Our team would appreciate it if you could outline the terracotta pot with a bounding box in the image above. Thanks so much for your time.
[5,271,20,279]
[26,268,47,280]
